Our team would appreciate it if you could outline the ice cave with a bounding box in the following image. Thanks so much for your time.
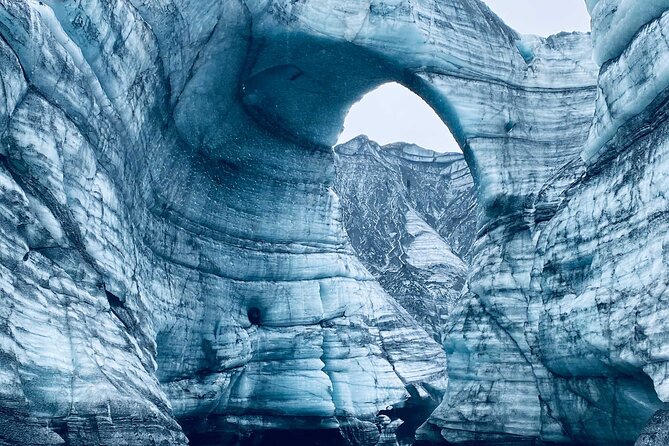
[1,1,669,445]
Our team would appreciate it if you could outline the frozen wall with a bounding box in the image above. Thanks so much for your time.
[4,0,669,445]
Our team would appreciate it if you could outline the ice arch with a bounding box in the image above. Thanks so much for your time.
[187,0,599,221]
[0,1,600,446]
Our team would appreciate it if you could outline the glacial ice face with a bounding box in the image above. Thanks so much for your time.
[586,0,669,64]
[0,0,453,444]
[533,5,669,444]
[420,3,669,446]
[5,0,669,445]
[334,137,476,343]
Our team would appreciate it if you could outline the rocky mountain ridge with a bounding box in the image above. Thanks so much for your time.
[334,136,476,343]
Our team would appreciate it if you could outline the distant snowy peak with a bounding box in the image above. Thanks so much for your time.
[338,135,465,163]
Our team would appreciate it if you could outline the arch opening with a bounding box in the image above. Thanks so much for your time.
[336,82,463,154]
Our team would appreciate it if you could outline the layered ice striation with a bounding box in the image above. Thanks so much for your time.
[3,0,669,445]
[334,136,476,343]
[0,1,449,444]
[421,3,669,446]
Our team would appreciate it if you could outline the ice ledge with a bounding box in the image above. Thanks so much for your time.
[588,0,669,65]
[584,9,669,163]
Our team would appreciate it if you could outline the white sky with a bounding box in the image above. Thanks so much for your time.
[483,0,591,36]
[337,0,592,153]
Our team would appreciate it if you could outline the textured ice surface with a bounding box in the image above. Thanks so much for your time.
[421,4,669,446]
[0,0,454,444]
[3,0,669,445]
[587,0,669,64]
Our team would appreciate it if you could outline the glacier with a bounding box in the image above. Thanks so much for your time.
[1,0,669,445]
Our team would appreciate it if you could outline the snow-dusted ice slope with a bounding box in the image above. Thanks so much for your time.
[334,137,476,344]
[2,0,669,445]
